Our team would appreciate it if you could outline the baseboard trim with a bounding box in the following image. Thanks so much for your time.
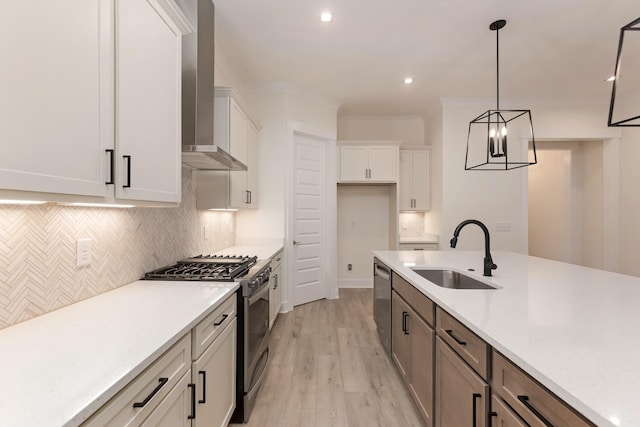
[338,279,373,288]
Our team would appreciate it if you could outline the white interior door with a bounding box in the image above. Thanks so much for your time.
[292,133,326,306]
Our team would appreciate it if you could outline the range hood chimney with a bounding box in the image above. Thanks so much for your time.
[177,0,247,171]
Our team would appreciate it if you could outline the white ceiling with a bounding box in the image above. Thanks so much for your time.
[213,0,639,121]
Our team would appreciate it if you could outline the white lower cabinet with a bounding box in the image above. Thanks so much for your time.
[191,317,237,427]
[83,333,192,426]
[269,250,284,329]
[83,293,238,426]
[141,371,192,427]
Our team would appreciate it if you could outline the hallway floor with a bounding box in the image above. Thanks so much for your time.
[230,288,425,427]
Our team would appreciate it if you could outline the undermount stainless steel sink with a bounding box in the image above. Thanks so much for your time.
[411,269,497,290]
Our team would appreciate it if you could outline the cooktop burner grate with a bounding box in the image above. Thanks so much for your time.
[144,255,258,281]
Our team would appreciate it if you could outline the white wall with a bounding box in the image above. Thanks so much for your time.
[338,116,425,145]
[439,99,621,256]
[337,185,391,286]
[619,127,640,276]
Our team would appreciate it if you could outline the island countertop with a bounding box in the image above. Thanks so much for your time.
[373,250,640,427]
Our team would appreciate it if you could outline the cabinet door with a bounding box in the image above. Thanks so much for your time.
[391,292,411,380]
[339,146,368,181]
[409,312,435,427]
[0,0,113,198]
[140,372,192,427]
[245,121,259,209]
[368,146,396,181]
[269,264,283,329]
[115,0,183,203]
[399,150,414,210]
[192,318,237,427]
[229,98,247,163]
[435,337,488,427]
[412,150,430,211]
[490,395,528,427]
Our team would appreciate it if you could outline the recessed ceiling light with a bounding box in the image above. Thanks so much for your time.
[606,75,616,82]
[404,77,414,84]
[320,12,333,22]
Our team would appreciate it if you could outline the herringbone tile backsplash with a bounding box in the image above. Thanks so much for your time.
[0,169,235,329]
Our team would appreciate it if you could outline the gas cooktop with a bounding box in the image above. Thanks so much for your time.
[144,255,258,282]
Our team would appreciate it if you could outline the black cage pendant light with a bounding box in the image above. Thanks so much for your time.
[465,20,537,170]
[608,17,640,127]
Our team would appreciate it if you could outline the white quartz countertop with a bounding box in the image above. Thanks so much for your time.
[216,241,283,261]
[374,250,640,427]
[0,280,238,427]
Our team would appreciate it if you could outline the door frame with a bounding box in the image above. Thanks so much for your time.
[520,136,620,272]
[283,120,338,312]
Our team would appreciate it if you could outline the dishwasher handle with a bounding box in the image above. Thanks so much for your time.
[374,263,391,280]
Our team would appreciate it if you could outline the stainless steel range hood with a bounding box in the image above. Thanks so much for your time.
[177,0,247,171]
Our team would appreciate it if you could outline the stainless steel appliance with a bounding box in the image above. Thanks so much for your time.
[145,254,271,423]
[373,258,392,356]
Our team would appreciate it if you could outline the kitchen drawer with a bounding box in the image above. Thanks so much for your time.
[271,249,283,270]
[492,350,595,427]
[192,293,236,360]
[392,272,435,326]
[436,307,488,379]
[490,394,527,427]
[83,333,191,426]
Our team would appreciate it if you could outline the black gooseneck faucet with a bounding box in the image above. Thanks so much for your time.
[450,219,497,277]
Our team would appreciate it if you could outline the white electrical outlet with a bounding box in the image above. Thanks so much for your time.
[76,238,92,267]
[495,222,511,232]
[204,224,209,240]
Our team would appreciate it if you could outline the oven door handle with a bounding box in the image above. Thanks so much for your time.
[246,347,269,400]
[248,281,270,305]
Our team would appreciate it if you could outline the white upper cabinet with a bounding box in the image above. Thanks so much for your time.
[0,1,113,199]
[0,0,191,205]
[399,149,430,211]
[338,144,399,183]
[115,0,189,204]
[215,88,260,209]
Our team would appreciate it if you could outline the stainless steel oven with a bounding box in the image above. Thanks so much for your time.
[234,266,271,423]
[144,254,272,423]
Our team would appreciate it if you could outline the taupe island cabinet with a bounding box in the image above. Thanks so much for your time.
[374,250,640,427]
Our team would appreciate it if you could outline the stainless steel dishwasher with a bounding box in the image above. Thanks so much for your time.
[373,258,392,355]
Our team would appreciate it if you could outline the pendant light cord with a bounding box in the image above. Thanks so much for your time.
[496,24,500,111]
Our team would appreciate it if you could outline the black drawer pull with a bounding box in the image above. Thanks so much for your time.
[213,314,229,327]
[188,383,196,419]
[472,393,482,427]
[198,370,206,403]
[445,329,467,346]
[518,395,554,427]
[132,377,168,408]
[402,311,409,334]
[105,149,114,185]
[489,411,498,427]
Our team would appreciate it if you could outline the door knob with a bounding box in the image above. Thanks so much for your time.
[293,240,299,245]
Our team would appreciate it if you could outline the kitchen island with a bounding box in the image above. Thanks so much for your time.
[374,250,640,427]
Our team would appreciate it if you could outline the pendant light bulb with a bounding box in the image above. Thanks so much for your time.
[501,126,507,136]
[489,128,497,138]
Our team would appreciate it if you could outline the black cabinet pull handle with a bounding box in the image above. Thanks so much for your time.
[518,395,554,427]
[188,383,196,419]
[402,311,409,334]
[213,314,229,327]
[105,149,114,185]
[489,411,497,427]
[445,329,467,346]
[472,393,482,427]
[198,370,206,403]
[123,155,131,188]
[132,377,168,408]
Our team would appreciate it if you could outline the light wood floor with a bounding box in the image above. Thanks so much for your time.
[230,288,425,427]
